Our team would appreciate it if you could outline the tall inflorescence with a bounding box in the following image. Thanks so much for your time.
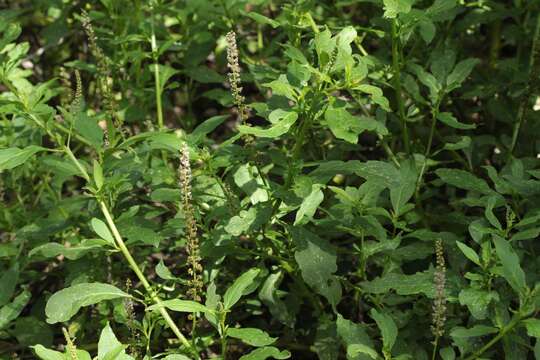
[81,10,119,139]
[431,239,447,340]
[70,70,83,114]
[179,142,203,302]
[225,31,246,123]
[62,327,78,360]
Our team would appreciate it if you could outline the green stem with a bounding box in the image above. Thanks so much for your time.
[99,201,197,357]
[151,15,164,130]
[463,316,521,360]
[391,19,410,154]
[509,13,540,157]
[431,336,439,360]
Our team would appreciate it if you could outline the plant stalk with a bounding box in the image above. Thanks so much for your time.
[391,19,410,154]
[462,315,521,360]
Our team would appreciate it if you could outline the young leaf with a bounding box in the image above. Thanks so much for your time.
[492,236,527,294]
[346,344,378,359]
[456,241,481,266]
[0,290,31,329]
[324,106,387,143]
[227,327,277,347]
[383,0,413,18]
[224,268,262,310]
[93,160,104,190]
[98,322,134,360]
[294,184,324,225]
[523,319,540,338]
[446,58,480,91]
[370,309,398,353]
[91,218,115,245]
[45,283,131,323]
[147,299,212,313]
[437,112,476,130]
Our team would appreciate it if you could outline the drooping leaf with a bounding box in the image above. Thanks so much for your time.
[0,146,45,171]
[492,236,527,294]
[224,268,262,309]
[45,283,131,323]
[437,112,476,130]
[370,309,398,353]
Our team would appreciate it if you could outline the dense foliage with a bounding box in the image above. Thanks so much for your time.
[1,1,540,359]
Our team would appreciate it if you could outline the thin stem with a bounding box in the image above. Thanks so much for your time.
[99,201,197,357]
[463,315,521,360]
[509,12,540,157]
[431,336,439,360]
[391,19,410,154]
[151,9,164,130]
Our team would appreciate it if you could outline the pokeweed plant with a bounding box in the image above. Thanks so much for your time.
[1,1,540,360]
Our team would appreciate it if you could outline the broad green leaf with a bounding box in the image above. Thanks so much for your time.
[0,146,45,171]
[390,158,417,217]
[437,112,476,130]
[435,168,492,194]
[355,84,391,111]
[291,227,341,307]
[294,184,324,225]
[458,288,498,320]
[360,271,435,297]
[91,218,115,245]
[523,319,540,338]
[224,268,262,309]
[0,290,31,329]
[239,346,291,360]
[0,264,19,306]
[74,113,103,149]
[32,345,65,360]
[370,309,398,352]
[443,136,471,151]
[355,161,400,189]
[258,272,295,327]
[233,164,269,204]
[492,236,527,294]
[45,283,131,323]
[148,299,211,313]
[324,106,387,143]
[156,260,177,280]
[263,75,297,101]
[447,58,480,91]
[29,240,105,260]
[238,110,298,138]
[189,115,228,143]
[98,323,134,360]
[227,327,277,347]
[418,19,436,44]
[456,241,480,266]
[314,29,335,67]
[337,314,375,360]
[383,0,413,18]
[224,205,271,237]
[346,344,378,359]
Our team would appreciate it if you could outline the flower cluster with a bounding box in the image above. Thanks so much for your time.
[179,142,203,302]
[431,238,447,339]
[225,31,246,122]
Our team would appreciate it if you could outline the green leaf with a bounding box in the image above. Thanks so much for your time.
[263,75,297,101]
[390,158,417,217]
[156,64,178,93]
[291,227,341,307]
[383,0,413,18]
[189,115,228,143]
[233,164,269,204]
[93,160,104,190]
[450,325,498,338]
[0,146,45,171]
[227,327,277,347]
[163,355,192,360]
[360,271,435,297]
[523,319,540,338]
[443,136,471,151]
[370,309,398,353]
[355,161,400,189]
[91,218,115,245]
[224,268,262,309]
[0,290,31,329]
[74,113,103,149]
[437,112,476,130]
[324,106,387,143]
[98,322,134,360]
[239,346,291,360]
[456,241,480,266]
[435,168,492,194]
[29,240,105,260]
[492,236,527,294]
[294,184,324,225]
[238,110,298,138]
[156,260,177,280]
[148,299,212,313]
[485,195,502,230]
[245,12,280,28]
[258,272,295,327]
[0,264,19,307]
[32,345,65,360]
[447,58,480,91]
[458,288,498,320]
[45,283,131,323]
[346,344,378,359]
